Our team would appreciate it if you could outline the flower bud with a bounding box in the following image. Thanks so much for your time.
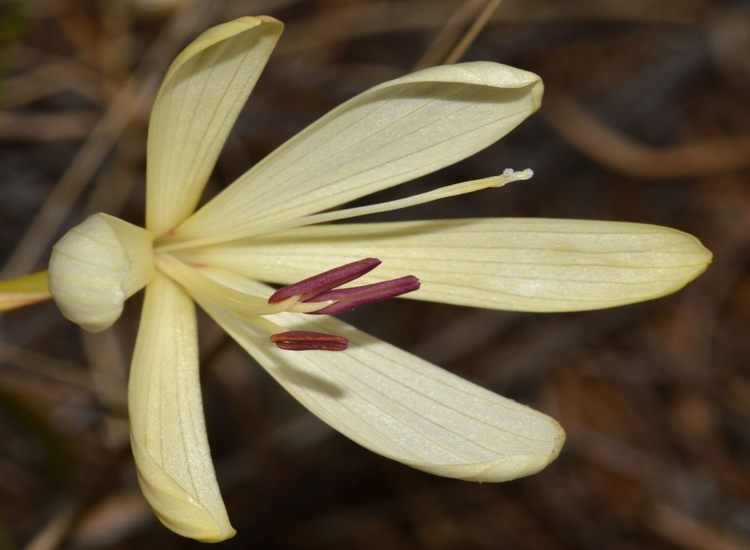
[48,214,153,332]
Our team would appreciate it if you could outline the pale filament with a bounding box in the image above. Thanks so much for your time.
[155,169,533,253]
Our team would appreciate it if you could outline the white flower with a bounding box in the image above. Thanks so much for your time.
[34,17,711,542]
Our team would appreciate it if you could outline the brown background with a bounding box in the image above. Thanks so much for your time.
[1,1,748,548]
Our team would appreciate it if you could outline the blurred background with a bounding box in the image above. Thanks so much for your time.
[1,0,749,548]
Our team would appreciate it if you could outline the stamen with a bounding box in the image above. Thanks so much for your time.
[267,259,419,350]
[312,275,420,315]
[271,330,348,351]
[268,258,381,303]
[268,258,420,315]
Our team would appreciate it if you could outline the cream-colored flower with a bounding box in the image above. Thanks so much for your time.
[7,16,708,542]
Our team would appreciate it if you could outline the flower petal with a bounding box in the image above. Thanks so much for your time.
[128,272,234,541]
[175,62,542,241]
[146,16,283,238]
[0,271,51,312]
[182,218,712,312]
[192,273,564,482]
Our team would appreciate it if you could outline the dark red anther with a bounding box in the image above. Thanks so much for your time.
[312,275,420,315]
[268,258,381,304]
[268,257,420,315]
[271,330,348,351]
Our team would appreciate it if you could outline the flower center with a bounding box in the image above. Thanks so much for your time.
[155,254,419,352]
[266,258,419,351]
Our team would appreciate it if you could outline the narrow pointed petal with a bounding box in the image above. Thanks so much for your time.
[128,273,234,541]
[146,16,283,237]
[194,273,564,482]
[182,218,712,312]
[175,62,542,241]
[0,271,51,312]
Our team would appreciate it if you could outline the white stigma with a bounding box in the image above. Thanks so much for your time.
[500,168,534,184]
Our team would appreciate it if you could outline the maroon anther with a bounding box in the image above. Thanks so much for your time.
[268,258,421,315]
[268,258,381,304]
[312,275,420,315]
[271,330,348,351]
